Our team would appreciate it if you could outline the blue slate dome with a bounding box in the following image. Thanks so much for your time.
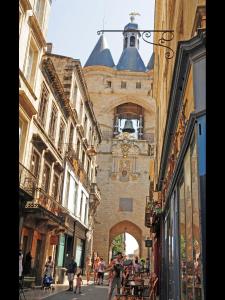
[124,22,139,31]
[84,35,115,68]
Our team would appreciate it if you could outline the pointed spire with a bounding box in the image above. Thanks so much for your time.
[147,52,154,70]
[84,35,115,68]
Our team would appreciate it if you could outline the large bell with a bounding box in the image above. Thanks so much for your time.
[122,119,135,133]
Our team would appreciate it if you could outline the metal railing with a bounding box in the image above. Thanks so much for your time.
[101,130,154,143]
[25,188,68,222]
[19,162,37,198]
[90,183,101,200]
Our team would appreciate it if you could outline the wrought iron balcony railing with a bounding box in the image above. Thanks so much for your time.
[90,183,101,201]
[25,188,69,222]
[19,162,37,198]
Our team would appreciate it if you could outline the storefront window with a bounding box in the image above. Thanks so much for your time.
[179,132,203,300]
[191,137,202,299]
[179,179,187,299]
[184,147,194,300]
[57,235,65,267]
[75,238,85,269]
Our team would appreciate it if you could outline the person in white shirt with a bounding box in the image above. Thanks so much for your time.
[19,249,23,278]
[97,257,106,285]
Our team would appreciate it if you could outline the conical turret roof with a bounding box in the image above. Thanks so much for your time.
[117,47,146,72]
[84,35,115,68]
[147,52,154,70]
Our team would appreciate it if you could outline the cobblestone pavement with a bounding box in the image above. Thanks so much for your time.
[22,280,112,300]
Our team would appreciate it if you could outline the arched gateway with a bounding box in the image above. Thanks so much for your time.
[83,17,155,263]
[109,220,142,257]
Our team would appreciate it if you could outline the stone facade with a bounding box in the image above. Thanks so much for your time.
[83,65,155,262]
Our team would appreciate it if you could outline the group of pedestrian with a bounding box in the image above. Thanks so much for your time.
[106,253,152,300]
[92,255,107,285]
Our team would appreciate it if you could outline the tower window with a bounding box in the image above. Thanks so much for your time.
[121,81,127,89]
[130,36,135,47]
[124,37,128,48]
[106,80,111,88]
[136,82,141,89]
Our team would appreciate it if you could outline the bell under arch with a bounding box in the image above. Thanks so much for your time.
[113,102,144,139]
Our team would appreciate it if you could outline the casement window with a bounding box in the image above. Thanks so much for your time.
[34,0,45,29]
[52,174,59,200]
[84,198,89,225]
[19,116,28,162]
[88,127,92,145]
[48,104,58,142]
[38,83,49,127]
[30,148,41,178]
[42,162,51,193]
[121,81,127,89]
[76,139,81,159]
[68,124,74,149]
[64,171,70,208]
[58,120,65,154]
[79,191,84,219]
[79,100,83,122]
[82,150,85,165]
[25,39,38,87]
[86,160,90,177]
[84,115,87,137]
[73,81,78,106]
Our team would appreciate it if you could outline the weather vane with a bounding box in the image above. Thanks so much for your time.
[129,11,141,23]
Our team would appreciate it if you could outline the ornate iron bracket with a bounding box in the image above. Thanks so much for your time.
[97,30,175,59]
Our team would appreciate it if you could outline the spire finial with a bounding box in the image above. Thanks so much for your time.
[129,11,140,23]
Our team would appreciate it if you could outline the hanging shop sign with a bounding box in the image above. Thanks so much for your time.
[145,239,152,247]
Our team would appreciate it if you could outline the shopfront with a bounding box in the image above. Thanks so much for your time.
[158,30,205,300]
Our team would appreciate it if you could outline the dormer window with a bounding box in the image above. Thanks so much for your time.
[130,36,135,47]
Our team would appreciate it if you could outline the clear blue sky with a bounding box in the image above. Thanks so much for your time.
[47,0,155,67]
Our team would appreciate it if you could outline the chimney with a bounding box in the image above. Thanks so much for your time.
[46,43,53,53]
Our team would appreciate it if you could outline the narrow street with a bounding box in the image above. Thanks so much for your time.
[23,280,112,300]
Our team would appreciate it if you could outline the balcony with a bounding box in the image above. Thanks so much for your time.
[89,183,101,215]
[19,163,37,199]
[145,196,162,229]
[25,188,68,223]
[76,124,85,137]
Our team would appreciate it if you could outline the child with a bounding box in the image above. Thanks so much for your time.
[74,273,83,294]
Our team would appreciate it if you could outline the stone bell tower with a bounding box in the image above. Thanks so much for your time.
[83,15,155,261]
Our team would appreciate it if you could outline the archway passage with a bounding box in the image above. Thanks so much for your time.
[109,233,140,261]
[109,220,142,262]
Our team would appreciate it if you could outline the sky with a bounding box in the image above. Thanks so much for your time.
[47,0,155,67]
[125,233,139,255]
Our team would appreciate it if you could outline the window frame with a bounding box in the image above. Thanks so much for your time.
[48,103,58,142]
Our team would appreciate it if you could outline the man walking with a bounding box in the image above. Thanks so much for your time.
[66,256,77,291]
[108,252,124,300]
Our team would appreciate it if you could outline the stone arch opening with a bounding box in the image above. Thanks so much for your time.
[109,220,143,261]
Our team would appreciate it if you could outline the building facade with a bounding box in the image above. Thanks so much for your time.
[19,0,52,246]
[19,1,102,285]
[150,1,206,299]
[83,17,156,262]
